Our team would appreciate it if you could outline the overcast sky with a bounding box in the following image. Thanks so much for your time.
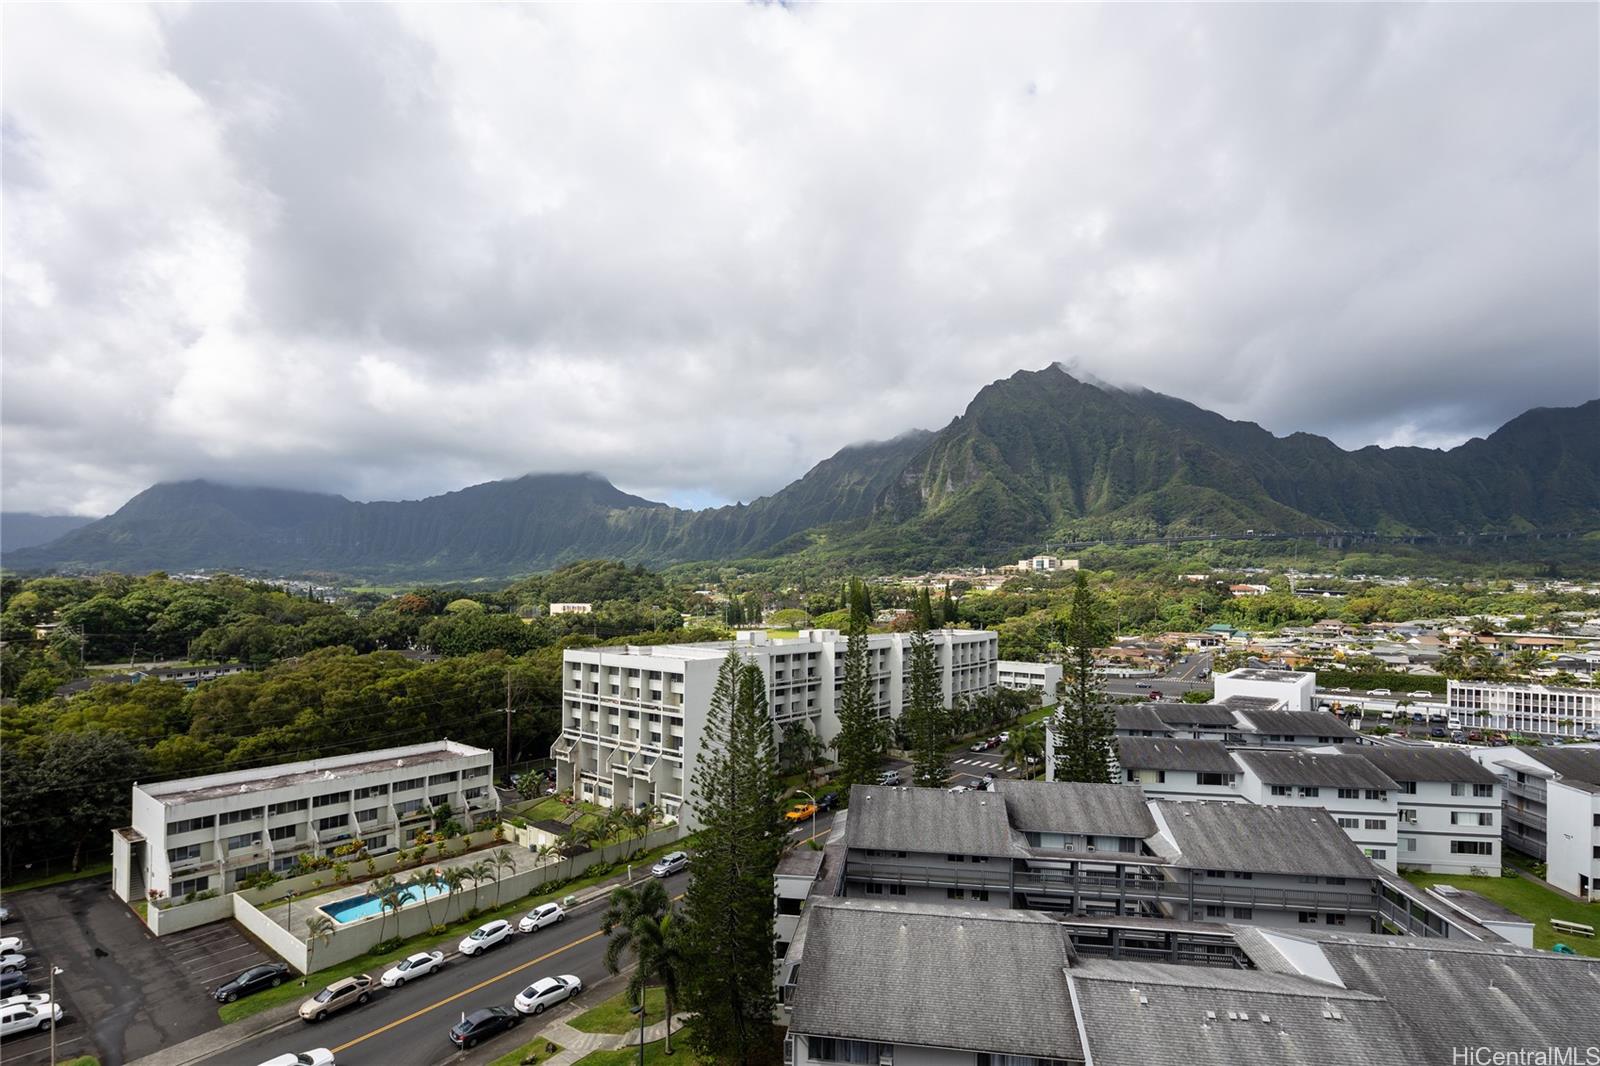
[4,3,1596,516]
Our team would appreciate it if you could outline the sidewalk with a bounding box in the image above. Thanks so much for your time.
[125,864,667,1066]
[535,1013,687,1066]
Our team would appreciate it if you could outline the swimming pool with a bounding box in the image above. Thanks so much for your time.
[321,879,449,924]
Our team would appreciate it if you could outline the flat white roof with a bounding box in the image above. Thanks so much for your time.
[139,740,491,805]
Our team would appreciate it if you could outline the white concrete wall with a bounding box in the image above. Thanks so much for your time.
[1215,670,1315,712]
[1395,780,1501,875]
[146,892,234,936]
[1546,779,1600,900]
[233,895,310,974]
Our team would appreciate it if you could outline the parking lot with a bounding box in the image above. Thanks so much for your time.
[1,874,273,1065]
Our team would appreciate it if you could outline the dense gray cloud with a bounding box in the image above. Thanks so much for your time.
[4,3,1596,516]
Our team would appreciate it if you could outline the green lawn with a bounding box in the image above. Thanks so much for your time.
[570,986,668,1034]
[218,835,691,1023]
[573,1031,699,1066]
[488,1038,563,1066]
[1,860,113,894]
[1401,870,1600,956]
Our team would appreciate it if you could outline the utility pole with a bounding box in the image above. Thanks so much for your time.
[504,669,515,780]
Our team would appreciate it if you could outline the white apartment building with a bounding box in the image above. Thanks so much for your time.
[1232,750,1399,870]
[111,741,496,904]
[549,602,593,615]
[1115,738,1245,803]
[1547,776,1600,901]
[1447,679,1600,739]
[1015,555,1078,572]
[1214,667,1316,712]
[1342,748,1501,875]
[996,659,1063,705]
[553,628,998,824]
[1470,745,1600,898]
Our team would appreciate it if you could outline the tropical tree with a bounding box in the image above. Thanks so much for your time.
[601,880,686,1053]
[468,858,497,912]
[833,578,882,792]
[440,866,468,922]
[905,626,947,787]
[678,650,784,1064]
[407,869,441,930]
[304,913,335,975]
[1051,572,1114,784]
[491,848,517,907]
[370,874,400,942]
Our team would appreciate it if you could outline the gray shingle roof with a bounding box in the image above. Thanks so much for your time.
[1115,737,1237,774]
[997,779,1157,839]
[1156,704,1239,727]
[1232,709,1357,738]
[1346,746,1500,785]
[1233,750,1397,789]
[788,899,1083,1060]
[1523,746,1600,785]
[1150,800,1377,879]
[1114,705,1174,733]
[847,784,1024,857]
[1070,961,1423,1066]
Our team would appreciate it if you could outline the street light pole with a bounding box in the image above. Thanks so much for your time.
[49,965,62,1066]
[794,789,817,846]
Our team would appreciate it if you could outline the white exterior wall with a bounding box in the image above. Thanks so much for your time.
[1545,779,1600,900]
[1393,779,1502,875]
[795,1036,986,1066]
[1447,680,1600,739]
[1236,767,1398,871]
[1123,769,1245,804]
[555,630,998,828]
[1215,670,1315,713]
[996,660,1063,705]
[120,742,494,903]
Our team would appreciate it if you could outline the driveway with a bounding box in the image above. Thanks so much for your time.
[4,874,271,1065]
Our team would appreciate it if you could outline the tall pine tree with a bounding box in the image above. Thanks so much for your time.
[680,651,784,1065]
[832,578,882,791]
[916,586,936,630]
[905,626,947,786]
[942,581,959,625]
[1050,571,1114,783]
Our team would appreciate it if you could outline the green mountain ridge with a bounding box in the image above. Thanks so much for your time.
[7,366,1597,578]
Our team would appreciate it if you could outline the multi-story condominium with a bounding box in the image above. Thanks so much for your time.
[1232,750,1399,870]
[111,741,496,904]
[784,898,1600,1066]
[553,628,997,823]
[1448,679,1600,738]
[995,659,1062,704]
[1214,667,1316,712]
[1106,704,1360,747]
[1344,747,1501,875]
[1470,745,1600,898]
[1115,737,1243,802]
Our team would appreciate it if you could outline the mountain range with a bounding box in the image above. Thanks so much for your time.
[6,366,1597,579]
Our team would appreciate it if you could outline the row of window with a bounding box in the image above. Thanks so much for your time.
[1269,785,1386,800]
[1335,818,1389,831]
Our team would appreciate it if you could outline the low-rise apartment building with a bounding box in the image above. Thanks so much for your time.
[1232,750,1399,870]
[1447,679,1600,738]
[1470,745,1600,898]
[1343,747,1501,875]
[1115,738,1242,802]
[1214,667,1315,712]
[553,628,997,823]
[111,741,496,904]
[1106,704,1360,747]
[995,659,1062,704]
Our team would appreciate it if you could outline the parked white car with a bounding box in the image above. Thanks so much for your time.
[0,999,60,1038]
[651,852,689,878]
[518,902,565,934]
[458,920,512,956]
[512,974,583,1015]
[0,994,50,1011]
[379,951,444,988]
[0,938,22,955]
[254,1050,335,1066]
[0,954,26,975]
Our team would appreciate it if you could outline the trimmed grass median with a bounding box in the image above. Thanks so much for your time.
[570,986,668,1033]
[1401,869,1600,957]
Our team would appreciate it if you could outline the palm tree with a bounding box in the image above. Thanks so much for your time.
[469,858,497,912]
[601,880,680,1051]
[601,879,670,969]
[491,848,517,907]
[378,879,406,942]
[558,827,589,881]
[1001,731,1032,779]
[635,909,687,1053]
[407,869,441,930]
[440,866,468,923]
[304,914,335,976]
[371,874,399,942]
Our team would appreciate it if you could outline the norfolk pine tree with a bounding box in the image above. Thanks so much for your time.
[906,625,947,786]
[1050,571,1115,783]
[832,578,882,791]
[679,651,784,1065]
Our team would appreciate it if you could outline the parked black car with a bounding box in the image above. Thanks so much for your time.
[816,792,839,813]
[212,962,291,1003]
[0,972,28,995]
[449,1006,520,1049]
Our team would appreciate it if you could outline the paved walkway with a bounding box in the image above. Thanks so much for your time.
[534,1013,688,1066]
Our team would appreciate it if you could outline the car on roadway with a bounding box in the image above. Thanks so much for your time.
[1370,688,1392,696]
[0,973,27,996]
[1134,682,1150,689]
[1450,731,1468,743]
[1430,727,1448,738]
[785,803,818,822]
[214,962,291,1003]
[817,792,839,812]
[1332,687,1351,693]
[255,1049,336,1066]
[0,998,61,1039]
[298,974,373,1022]
[1584,729,1600,742]
[876,770,902,785]
[448,1005,521,1049]
[1468,731,1484,742]
[458,920,513,957]
[513,974,583,1015]
[518,902,565,934]
[0,954,26,975]
[652,852,689,878]
[969,741,988,753]
[0,903,12,924]
[380,951,445,988]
